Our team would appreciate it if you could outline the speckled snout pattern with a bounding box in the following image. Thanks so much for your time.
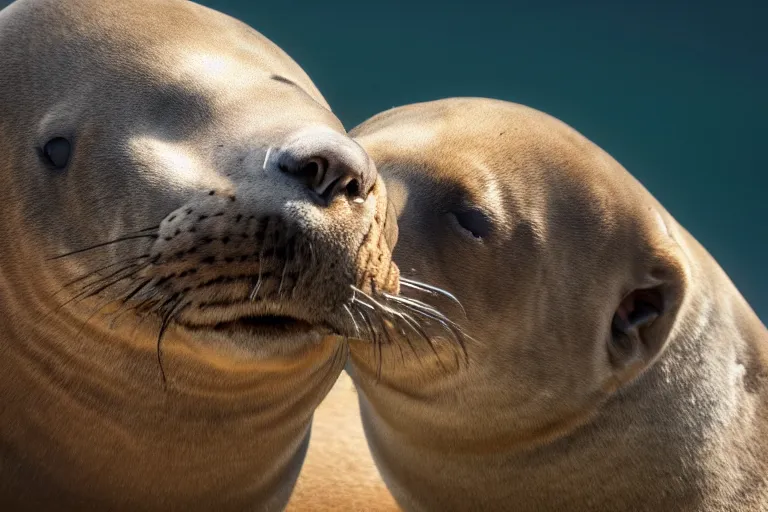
[141,184,399,330]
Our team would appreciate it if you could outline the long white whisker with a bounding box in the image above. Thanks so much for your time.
[394,299,476,345]
[382,292,454,324]
[352,286,411,319]
[400,277,466,317]
[343,304,361,338]
[262,146,273,171]
[352,296,376,311]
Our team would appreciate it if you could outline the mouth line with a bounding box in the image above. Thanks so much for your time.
[176,313,337,337]
[214,314,315,335]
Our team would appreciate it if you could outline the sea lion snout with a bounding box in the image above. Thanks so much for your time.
[269,126,378,206]
[127,124,398,350]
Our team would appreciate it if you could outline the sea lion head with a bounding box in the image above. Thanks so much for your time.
[0,0,400,366]
[349,97,691,449]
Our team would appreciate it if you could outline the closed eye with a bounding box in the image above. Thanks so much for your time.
[450,208,493,239]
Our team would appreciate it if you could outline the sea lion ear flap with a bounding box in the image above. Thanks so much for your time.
[607,244,688,383]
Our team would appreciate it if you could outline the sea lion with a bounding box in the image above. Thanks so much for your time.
[345,98,768,511]
[0,0,399,510]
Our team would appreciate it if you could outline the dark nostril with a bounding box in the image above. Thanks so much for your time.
[345,179,360,198]
[279,158,328,192]
[301,161,319,178]
[278,154,369,205]
[297,158,328,188]
[271,130,376,206]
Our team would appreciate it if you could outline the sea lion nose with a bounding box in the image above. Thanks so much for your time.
[270,127,377,206]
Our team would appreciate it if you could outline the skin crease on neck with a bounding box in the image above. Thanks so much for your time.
[296,97,768,511]
[0,0,401,510]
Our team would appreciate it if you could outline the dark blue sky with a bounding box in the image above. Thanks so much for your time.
[4,0,765,320]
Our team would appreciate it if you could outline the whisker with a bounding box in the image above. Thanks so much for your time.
[394,300,461,337]
[390,307,447,371]
[106,278,154,328]
[119,277,154,305]
[387,310,430,365]
[384,292,474,342]
[366,309,383,381]
[380,290,473,362]
[291,244,304,301]
[278,256,289,298]
[353,306,374,342]
[355,305,378,345]
[68,261,146,297]
[73,264,149,304]
[53,264,147,315]
[145,293,179,317]
[108,302,139,329]
[382,292,451,322]
[128,297,162,338]
[262,146,273,170]
[124,224,160,236]
[353,286,451,365]
[352,290,436,371]
[343,304,361,339]
[156,296,187,388]
[54,254,150,296]
[351,286,400,316]
[113,300,150,328]
[249,278,262,302]
[132,289,162,314]
[400,277,466,317]
[48,233,158,261]
[352,296,376,311]
[349,282,470,371]
[378,314,410,371]
[251,240,267,301]
[169,297,190,325]
[394,301,470,364]
[389,323,407,366]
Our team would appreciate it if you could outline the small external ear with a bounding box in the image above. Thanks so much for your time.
[607,252,687,383]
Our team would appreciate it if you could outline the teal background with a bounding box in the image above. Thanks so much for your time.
[4,0,765,321]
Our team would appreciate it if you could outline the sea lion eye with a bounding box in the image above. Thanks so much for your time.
[451,208,492,239]
[42,137,71,169]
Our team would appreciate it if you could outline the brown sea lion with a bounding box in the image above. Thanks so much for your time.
[0,0,399,510]
[344,97,768,511]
